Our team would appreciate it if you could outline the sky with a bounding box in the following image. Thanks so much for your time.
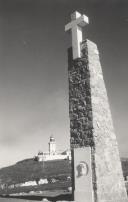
[0,0,128,168]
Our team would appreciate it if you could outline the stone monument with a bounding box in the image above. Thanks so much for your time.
[65,11,128,202]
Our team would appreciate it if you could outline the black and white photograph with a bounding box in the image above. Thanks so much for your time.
[0,0,128,201]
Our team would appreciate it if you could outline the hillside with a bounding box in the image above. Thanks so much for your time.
[0,157,128,185]
[0,157,128,196]
[0,159,71,186]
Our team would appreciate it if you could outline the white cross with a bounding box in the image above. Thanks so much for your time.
[65,11,89,59]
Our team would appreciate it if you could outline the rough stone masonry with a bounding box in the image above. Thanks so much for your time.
[68,39,128,202]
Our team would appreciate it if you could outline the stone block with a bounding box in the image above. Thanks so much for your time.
[68,40,128,202]
[73,147,93,202]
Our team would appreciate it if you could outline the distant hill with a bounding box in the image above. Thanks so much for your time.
[0,157,128,185]
[0,158,71,186]
[0,157,128,195]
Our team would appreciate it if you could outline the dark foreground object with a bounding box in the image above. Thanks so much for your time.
[0,192,72,201]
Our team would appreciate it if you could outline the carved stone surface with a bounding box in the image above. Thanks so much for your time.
[73,147,93,202]
[68,40,128,202]
[68,46,93,148]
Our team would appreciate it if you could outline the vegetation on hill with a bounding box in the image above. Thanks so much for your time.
[0,157,128,196]
[0,159,71,185]
[0,157,128,185]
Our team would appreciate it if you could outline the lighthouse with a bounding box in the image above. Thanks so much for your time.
[48,136,56,155]
[36,135,71,161]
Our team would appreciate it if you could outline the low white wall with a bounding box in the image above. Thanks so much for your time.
[38,154,71,161]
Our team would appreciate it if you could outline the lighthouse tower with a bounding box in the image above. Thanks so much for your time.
[49,136,56,155]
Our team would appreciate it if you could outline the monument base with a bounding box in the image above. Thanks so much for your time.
[72,147,93,202]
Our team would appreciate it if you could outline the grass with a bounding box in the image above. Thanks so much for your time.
[0,181,71,195]
[0,159,71,185]
[0,157,128,197]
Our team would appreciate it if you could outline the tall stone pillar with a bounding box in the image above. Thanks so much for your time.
[68,40,128,202]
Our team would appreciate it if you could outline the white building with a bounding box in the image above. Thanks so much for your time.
[38,178,48,185]
[35,136,71,161]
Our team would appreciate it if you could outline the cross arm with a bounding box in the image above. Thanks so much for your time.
[65,15,89,32]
